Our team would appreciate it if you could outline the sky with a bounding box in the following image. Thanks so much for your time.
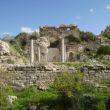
[0,0,110,36]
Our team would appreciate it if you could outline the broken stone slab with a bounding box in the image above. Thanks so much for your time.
[7,95,17,104]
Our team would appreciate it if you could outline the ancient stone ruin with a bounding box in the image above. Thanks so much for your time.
[1,24,110,90]
[29,24,103,64]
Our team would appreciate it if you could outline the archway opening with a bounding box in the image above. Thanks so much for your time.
[69,52,74,61]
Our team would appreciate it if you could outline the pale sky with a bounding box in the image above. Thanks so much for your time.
[0,0,110,36]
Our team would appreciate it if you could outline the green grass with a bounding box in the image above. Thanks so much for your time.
[100,59,110,65]
[54,62,86,69]
[5,87,58,110]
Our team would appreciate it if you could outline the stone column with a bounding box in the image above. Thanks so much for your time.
[30,39,34,64]
[38,46,40,63]
[61,38,65,62]
[65,45,66,62]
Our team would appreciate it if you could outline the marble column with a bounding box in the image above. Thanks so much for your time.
[61,38,65,62]
[38,46,41,63]
[30,39,34,64]
[65,45,66,62]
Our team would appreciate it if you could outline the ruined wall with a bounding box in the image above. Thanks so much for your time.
[7,65,75,90]
[101,37,110,46]
[28,25,102,62]
[40,25,80,43]
[48,48,60,62]
[82,65,110,83]
[39,25,101,62]
[6,64,110,90]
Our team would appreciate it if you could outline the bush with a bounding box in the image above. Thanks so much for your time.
[15,32,29,50]
[80,31,96,41]
[102,33,110,39]
[105,98,110,110]
[52,73,83,97]
[52,73,83,110]
[81,94,99,110]
[97,46,110,55]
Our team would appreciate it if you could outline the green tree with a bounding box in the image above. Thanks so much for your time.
[80,31,96,41]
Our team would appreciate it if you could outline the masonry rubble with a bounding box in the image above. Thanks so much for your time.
[7,95,17,104]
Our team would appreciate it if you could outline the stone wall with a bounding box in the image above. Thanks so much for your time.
[7,65,75,90]
[82,64,110,83]
[48,48,60,62]
[7,64,110,90]
[39,24,80,43]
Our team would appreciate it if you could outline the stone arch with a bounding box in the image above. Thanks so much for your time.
[69,52,74,61]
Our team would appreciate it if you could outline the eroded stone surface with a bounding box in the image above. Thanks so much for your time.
[82,64,110,82]
[7,64,76,90]
[5,63,110,90]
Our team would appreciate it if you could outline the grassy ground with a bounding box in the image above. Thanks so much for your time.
[0,73,110,110]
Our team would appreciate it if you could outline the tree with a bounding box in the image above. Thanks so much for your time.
[80,31,96,41]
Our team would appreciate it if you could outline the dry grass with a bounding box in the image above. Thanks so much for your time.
[0,66,11,87]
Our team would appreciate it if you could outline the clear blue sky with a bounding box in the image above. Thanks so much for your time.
[0,0,110,36]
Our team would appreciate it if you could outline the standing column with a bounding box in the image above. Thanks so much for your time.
[30,39,34,64]
[38,46,40,63]
[65,45,66,62]
[61,38,65,62]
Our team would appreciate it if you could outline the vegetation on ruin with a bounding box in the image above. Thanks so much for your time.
[15,32,29,50]
[100,59,110,65]
[0,72,110,110]
[54,62,86,69]
[0,67,11,87]
[97,45,110,55]
[80,31,96,41]
[102,33,110,39]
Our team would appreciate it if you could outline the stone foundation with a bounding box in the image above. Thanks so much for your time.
[7,65,75,90]
[82,64,110,83]
[6,64,110,90]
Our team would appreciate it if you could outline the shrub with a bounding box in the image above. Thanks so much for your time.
[105,98,110,110]
[52,73,83,110]
[15,32,29,50]
[102,33,110,39]
[52,73,83,96]
[80,31,96,41]
[81,94,99,110]
[97,46,110,55]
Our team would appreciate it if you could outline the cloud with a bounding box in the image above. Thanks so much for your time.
[106,5,110,10]
[0,32,13,39]
[21,27,40,34]
[89,8,94,12]
[75,16,81,20]
[35,28,39,33]
[21,27,34,33]
[3,32,12,35]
